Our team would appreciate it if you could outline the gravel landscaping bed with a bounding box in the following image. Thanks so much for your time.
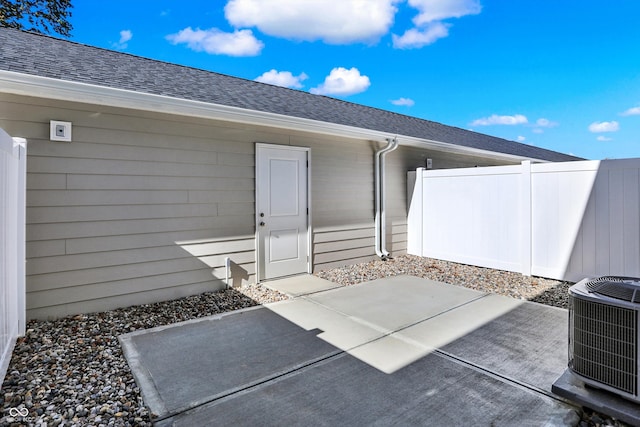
[315,254,573,309]
[0,255,623,426]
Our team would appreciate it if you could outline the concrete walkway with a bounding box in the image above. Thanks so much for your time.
[120,275,579,426]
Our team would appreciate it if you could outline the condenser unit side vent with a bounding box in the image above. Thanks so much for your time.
[570,298,637,395]
[569,276,640,402]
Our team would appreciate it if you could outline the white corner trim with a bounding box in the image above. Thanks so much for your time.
[0,70,544,162]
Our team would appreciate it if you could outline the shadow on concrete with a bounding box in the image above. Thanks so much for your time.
[120,276,579,426]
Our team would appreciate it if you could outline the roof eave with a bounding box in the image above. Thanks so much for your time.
[0,70,545,163]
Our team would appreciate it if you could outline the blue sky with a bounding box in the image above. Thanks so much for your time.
[68,0,640,160]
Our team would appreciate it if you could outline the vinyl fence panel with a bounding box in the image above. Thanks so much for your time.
[410,165,525,273]
[544,159,640,281]
[0,128,26,384]
[530,161,600,280]
[408,159,640,282]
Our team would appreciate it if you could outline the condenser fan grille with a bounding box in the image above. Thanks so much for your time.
[570,297,637,395]
[585,276,640,302]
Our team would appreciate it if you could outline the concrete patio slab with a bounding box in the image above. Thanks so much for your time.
[119,306,340,418]
[346,331,430,374]
[307,275,486,332]
[120,275,579,426]
[155,351,577,427]
[267,276,509,374]
[262,274,341,297]
[397,293,524,351]
[349,293,524,374]
[266,298,385,350]
[440,301,568,393]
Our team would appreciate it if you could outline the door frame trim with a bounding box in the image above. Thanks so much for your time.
[255,143,312,282]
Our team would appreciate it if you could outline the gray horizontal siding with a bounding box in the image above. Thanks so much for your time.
[312,222,407,271]
[307,141,424,271]
[26,216,254,241]
[1,93,521,319]
[27,257,211,291]
[28,268,215,308]
[27,281,218,320]
[296,135,380,272]
[2,94,265,319]
[313,225,377,271]
[176,236,255,288]
[26,156,253,177]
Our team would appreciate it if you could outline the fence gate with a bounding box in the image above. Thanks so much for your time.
[0,128,26,383]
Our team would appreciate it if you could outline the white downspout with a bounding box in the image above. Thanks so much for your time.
[380,137,399,257]
[375,137,399,259]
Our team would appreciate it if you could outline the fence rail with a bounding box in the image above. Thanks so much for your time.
[1,128,26,384]
[408,159,640,282]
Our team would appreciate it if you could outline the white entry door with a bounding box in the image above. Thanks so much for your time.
[256,144,310,280]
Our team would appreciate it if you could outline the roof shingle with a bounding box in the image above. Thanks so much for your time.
[0,28,580,162]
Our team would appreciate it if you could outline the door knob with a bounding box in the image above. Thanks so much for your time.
[260,221,265,226]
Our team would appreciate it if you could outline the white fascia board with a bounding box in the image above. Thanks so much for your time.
[0,70,544,162]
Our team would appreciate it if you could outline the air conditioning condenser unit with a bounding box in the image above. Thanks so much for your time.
[569,276,640,402]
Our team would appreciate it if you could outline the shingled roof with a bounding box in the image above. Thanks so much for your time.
[0,28,579,162]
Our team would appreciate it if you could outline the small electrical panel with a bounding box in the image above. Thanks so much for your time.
[50,120,72,142]
[426,158,433,169]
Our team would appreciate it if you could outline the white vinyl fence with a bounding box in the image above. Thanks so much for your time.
[408,159,640,282]
[1,128,26,384]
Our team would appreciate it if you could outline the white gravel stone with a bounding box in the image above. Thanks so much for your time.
[315,255,572,309]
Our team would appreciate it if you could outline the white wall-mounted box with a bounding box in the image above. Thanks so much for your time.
[50,120,72,142]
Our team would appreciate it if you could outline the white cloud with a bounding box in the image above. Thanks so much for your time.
[597,136,613,141]
[221,0,478,50]
[517,136,526,142]
[310,67,371,96]
[119,30,132,44]
[535,118,558,128]
[224,0,398,44]
[393,0,480,49]
[392,22,449,49]
[531,118,558,134]
[255,69,308,88]
[470,114,528,126]
[588,121,619,133]
[621,106,640,116]
[408,0,482,25]
[391,97,415,107]
[166,27,264,56]
[113,30,132,50]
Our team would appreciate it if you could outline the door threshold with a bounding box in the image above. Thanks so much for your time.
[259,273,312,284]
[259,274,343,298]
